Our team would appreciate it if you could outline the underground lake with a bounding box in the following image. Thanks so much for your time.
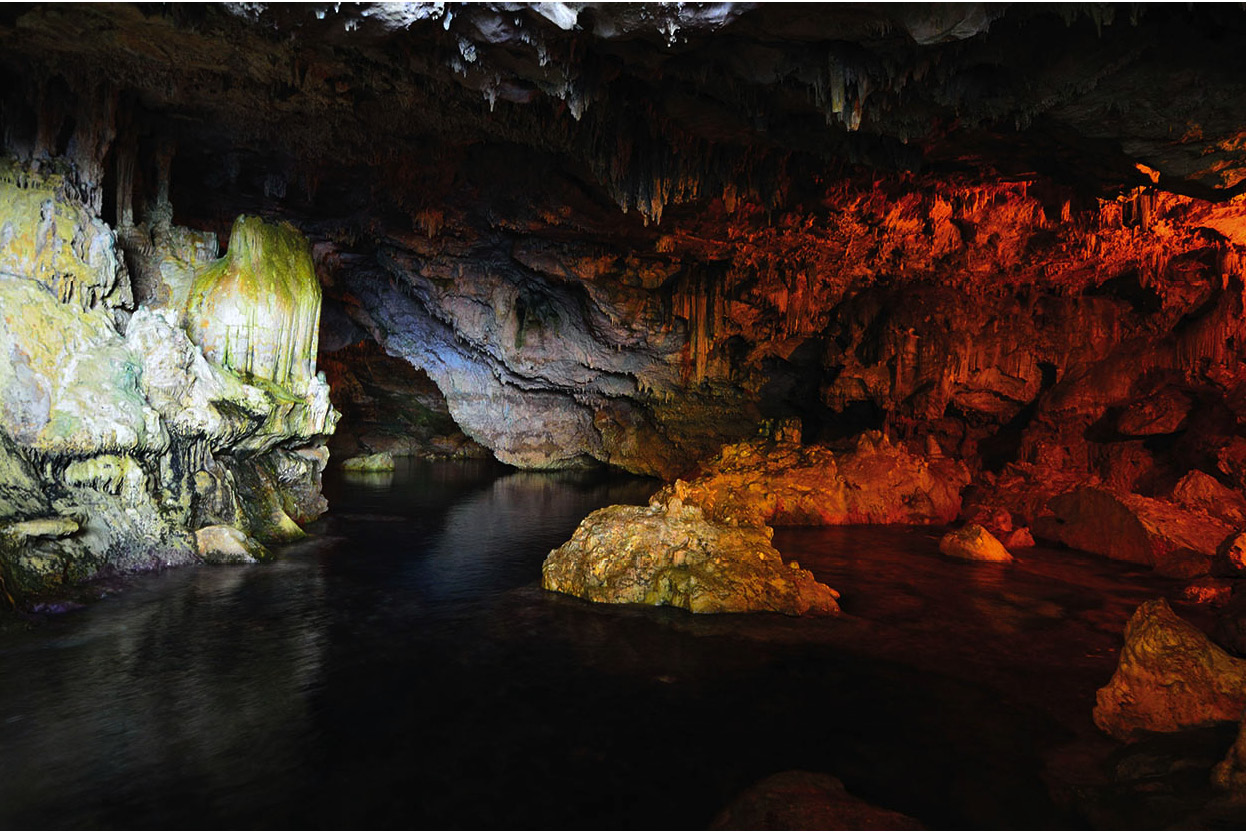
[2,458,1238,830]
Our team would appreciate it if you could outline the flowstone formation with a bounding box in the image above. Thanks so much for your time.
[0,159,336,602]
[186,216,322,393]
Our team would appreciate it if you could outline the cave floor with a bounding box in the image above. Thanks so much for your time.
[0,458,1242,829]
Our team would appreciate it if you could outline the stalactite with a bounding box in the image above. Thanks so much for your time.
[115,131,136,228]
[668,264,729,384]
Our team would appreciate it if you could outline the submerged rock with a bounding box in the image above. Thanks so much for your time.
[541,489,840,616]
[1037,487,1232,578]
[938,523,1013,562]
[1212,709,1246,793]
[653,433,970,528]
[1094,599,1246,742]
[710,770,924,830]
[341,451,396,472]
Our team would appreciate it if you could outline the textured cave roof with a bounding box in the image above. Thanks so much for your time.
[2,2,1246,215]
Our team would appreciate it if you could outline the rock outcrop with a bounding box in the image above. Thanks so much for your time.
[0,160,337,601]
[1036,487,1232,578]
[541,487,840,617]
[317,338,489,461]
[1094,599,1246,742]
[650,433,970,528]
[710,771,924,830]
[1171,470,1246,528]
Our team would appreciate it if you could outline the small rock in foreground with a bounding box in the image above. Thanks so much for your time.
[710,770,924,830]
[1182,577,1235,606]
[541,492,840,616]
[1213,708,1246,793]
[939,523,1014,562]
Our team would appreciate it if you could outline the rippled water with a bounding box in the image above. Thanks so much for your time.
[0,460,1221,828]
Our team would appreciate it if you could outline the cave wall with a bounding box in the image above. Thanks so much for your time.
[0,152,337,600]
[5,3,1246,590]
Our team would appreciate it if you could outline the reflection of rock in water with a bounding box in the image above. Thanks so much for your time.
[0,559,329,827]
[413,469,657,602]
[341,469,395,488]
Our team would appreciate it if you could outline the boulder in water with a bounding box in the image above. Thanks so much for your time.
[938,523,1014,562]
[1036,487,1231,578]
[1094,598,1246,742]
[710,770,923,830]
[195,524,269,564]
[542,487,840,616]
[342,451,396,472]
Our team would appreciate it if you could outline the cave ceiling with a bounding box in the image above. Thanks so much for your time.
[5,1,1246,225]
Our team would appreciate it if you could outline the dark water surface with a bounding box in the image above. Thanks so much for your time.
[0,460,1216,829]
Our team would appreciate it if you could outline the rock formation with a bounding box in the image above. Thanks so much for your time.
[1094,599,1246,742]
[341,452,395,473]
[186,215,322,394]
[0,159,337,601]
[939,524,1014,563]
[711,771,924,830]
[3,3,1246,605]
[1213,710,1246,794]
[541,485,840,617]
[650,433,970,528]
[1037,488,1233,579]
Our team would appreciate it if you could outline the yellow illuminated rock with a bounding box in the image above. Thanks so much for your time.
[185,215,323,394]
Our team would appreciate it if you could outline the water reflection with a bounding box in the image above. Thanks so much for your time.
[341,469,395,488]
[0,558,330,828]
[0,463,1226,829]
